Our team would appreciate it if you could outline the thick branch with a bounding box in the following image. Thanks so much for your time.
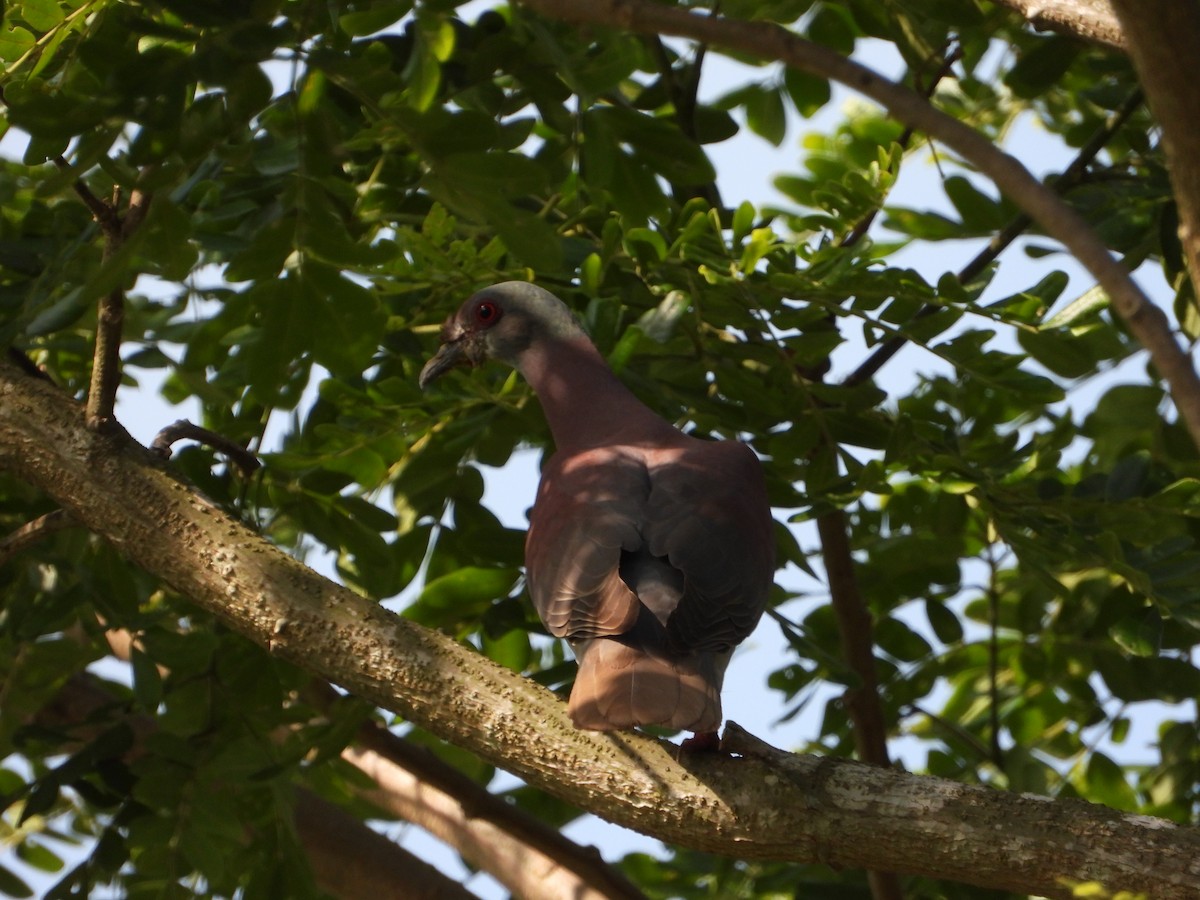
[3,365,1199,897]
[294,791,479,900]
[518,0,1200,451]
[989,0,1124,49]
[1109,0,1200,313]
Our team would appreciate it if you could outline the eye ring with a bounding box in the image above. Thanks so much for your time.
[474,300,502,326]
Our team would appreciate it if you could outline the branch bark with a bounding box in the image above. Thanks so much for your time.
[343,743,645,900]
[1109,0,1200,313]
[989,0,1124,49]
[3,364,1199,898]
[53,159,153,431]
[310,684,649,900]
[517,0,1200,452]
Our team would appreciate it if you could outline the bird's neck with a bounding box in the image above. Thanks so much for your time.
[517,335,677,451]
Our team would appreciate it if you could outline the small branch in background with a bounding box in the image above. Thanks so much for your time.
[843,87,1145,389]
[815,510,904,900]
[989,0,1125,50]
[150,419,262,477]
[645,31,723,210]
[985,548,1004,770]
[0,509,78,568]
[52,157,153,431]
[307,683,648,900]
[294,791,480,900]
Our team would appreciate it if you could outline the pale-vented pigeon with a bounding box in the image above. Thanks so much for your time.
[419,282,774,738]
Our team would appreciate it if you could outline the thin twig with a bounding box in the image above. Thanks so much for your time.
[0,509,78,568]
[815,511,891,765]
[645,30,723,209]
[150,419,262,477]
[53,155,155,431]
[54,156,120,231]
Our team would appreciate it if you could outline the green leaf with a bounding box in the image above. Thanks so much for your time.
[405,567,519,628]
[20,0,63,32]
[435,151,550,197]
[1109,607,1161,657]
[783,67,830,117]
[1006,36,1080,99]
[745,84,787,146]
[1080,752,1138,811]
[0,23,35,63]
[925,599,964,644]
[130,645,164,710]
[943,175,1005,231]
[481,627,532,671]
[883,208,962,240]
[0,864,32,899]
[16,839,63,874]
[339,1,413,36]
[1017,327,1099,379]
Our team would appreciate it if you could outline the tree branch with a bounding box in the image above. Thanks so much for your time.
[0,509,77,568]
[1109,0,1200,315]
[36,673,479,900]
[990,0,1124,50]
[4,364,1199,898]
[343,743,643,900]
[815,507,902,900]
[53,156,154,431]
[150,419,262,477]
[309,684,648,900]
[517,0,1200,451]
[294,791,480,900]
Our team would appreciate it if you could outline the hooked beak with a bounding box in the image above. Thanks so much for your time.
[418,338,471,389]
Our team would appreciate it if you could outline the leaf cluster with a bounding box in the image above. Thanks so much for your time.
[1,0,1198,897]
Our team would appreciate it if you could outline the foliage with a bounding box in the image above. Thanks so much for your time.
[1,0,1198,897]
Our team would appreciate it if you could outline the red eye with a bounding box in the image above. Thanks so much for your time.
[474,300,501,326]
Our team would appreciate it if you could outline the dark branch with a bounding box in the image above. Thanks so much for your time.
[150,419,262,477]
[37,673,477,900]
[0,509,78,568]
[306,683,648,900]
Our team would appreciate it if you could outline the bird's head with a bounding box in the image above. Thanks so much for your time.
[418,281,584,388]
